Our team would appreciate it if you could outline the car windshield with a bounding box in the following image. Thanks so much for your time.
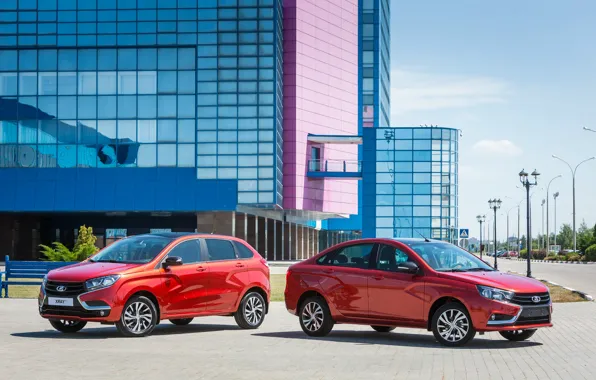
[404,241,494,272]
[89,235,172,264]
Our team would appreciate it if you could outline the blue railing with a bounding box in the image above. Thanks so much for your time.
[307,159,362,178]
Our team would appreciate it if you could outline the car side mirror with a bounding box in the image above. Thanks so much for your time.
[396,261,420,274]
[163,256,183,269]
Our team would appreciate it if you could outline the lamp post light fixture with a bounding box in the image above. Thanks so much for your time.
[476,215,486,258]
[552,155,595,252]
[488,199,502,269]
[553,192,560,246]
[546,175,562,252]
[519,169,540,277]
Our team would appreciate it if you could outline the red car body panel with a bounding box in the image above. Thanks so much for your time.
[39,234,270,324]
[285,238,552,333]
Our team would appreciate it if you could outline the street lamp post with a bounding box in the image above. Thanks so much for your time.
[553,192,560,246]
[506,205,517,251]
[520,169,540,277]
[552,155,595,252]
[546,175,562,252]
[541,199,545,250]
[488,199,502,269]
[476,215,486,259]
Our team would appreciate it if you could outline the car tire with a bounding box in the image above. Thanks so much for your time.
[116,295,158,337]
[499,329,537,342]
[299,296,334,337]
[431,302,476,347]
[371,325,396,333]
[169,318,194,326]
[49,319,87,333]
[234,291,266,329]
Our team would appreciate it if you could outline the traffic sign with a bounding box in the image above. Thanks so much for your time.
[459,229,469,239]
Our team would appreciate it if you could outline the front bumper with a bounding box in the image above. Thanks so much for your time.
[470,296,553,331]
[38,285,114,322]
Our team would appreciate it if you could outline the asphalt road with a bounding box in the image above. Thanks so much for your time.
[0,299,595,380]
[494,258,596,297]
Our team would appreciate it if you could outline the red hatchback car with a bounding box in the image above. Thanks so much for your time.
[285,238,552,346]
[38,233,270,337]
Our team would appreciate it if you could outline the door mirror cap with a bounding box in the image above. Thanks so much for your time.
[163,256,183,269]
[397,261,420,274]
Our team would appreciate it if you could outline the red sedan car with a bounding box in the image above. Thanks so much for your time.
[285,238,552,346]
[39,233,270,337]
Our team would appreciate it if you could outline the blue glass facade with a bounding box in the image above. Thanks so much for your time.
[362,127,459,241]
[0,0,283,208]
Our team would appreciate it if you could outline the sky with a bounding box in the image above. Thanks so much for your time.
[390,0,596,242]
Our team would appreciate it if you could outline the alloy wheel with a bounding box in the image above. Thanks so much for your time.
[301,301,324,332]
[243,295,264,326]
[123,301,153,334]
[436,309,470,343]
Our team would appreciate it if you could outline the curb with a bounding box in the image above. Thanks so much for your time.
[509,258,596,265]
[508,270,594,302]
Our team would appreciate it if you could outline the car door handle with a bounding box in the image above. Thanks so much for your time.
[235,263,245,268]
[196,266,207,272]
[372,274,384,280]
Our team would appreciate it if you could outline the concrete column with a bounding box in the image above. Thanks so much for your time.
[273,219,277,260]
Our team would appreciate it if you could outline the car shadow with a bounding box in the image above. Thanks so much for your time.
[11,323,240,340]
[252,330,543,349]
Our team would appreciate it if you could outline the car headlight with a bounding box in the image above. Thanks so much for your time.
[85,275,121,291]
[477,285,514,302]
[41,274,47,288]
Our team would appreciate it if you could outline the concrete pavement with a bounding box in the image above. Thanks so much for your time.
[0,299,595,380]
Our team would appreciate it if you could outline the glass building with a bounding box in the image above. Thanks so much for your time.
[0,0,458,261]
[362,127,459,242]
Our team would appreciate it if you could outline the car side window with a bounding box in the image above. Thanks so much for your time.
[168,240,201,265]
[205,239,237,261]
[234,241,254,259]
[317,244,374,269]
[376,244,412,272]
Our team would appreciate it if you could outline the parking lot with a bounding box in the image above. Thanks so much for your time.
[1,299,595,380]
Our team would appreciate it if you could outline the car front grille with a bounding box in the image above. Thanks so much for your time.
[515,306,551,326]
[511,292,550,306]
[45,281,86,297]
[40,305,109,318]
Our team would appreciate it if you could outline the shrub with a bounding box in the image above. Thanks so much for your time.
[532,250,547,260]
[585,244,596,262]
[520,249,528,259]
[40,225,99,262]
[567,253,581,262]
[544,256,557,261]
[557,255,567,261]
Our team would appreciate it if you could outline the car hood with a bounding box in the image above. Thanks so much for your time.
[438,271,548,293]
[47,261,147,282]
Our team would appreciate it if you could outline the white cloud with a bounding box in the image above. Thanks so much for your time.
[391,69,509,115]
[472,139,523,156]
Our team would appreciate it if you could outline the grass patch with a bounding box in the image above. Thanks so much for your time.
[542,281,586,303]
[270,273,285,302]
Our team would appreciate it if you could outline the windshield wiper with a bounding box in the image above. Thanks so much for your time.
[466,267,495,272]
[94,259,125,263]
[439,268,468,272]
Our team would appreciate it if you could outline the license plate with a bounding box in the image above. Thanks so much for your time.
[48,297,73,307]
[522,307,549,317]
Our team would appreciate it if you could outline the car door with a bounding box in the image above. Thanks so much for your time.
[367,243,425,324]
[315,243,376,318]
[202,238,247,314]
[161,239,210,316]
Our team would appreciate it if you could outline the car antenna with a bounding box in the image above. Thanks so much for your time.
[414,230,431,243]
[402,214,431,242]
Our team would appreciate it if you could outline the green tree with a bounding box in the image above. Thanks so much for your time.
[556,224,573,249]
[577,221,595,253]
[40,225,99,262]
